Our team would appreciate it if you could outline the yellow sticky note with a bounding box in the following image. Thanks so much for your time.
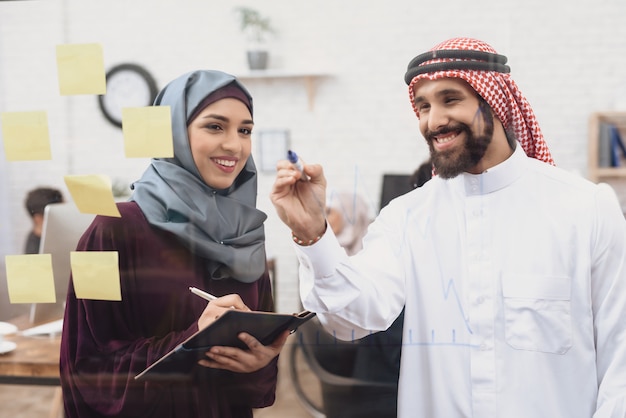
[5,254,56,303]
[0,111,52,161]
[70,251,121,301]
[56,43,106,95]
[122,106,173,158]
[64,174,121,217]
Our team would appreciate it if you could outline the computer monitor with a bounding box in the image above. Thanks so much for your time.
[29,202,95,324]
[379,174,413,210]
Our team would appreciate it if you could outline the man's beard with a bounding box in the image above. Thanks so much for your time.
[426,104,494,179]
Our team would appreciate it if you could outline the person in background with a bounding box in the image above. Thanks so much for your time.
[270,37,626,417]
[409,158,433,190]
[325,190,372,256]
[60,70,289,418]
[23,187,64,254]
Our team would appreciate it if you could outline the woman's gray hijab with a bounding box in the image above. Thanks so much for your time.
[130,70,267,283]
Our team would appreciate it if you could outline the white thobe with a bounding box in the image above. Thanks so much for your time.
[295,146,626,418]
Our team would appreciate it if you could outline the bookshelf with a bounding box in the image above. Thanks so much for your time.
[588,112,626,214]
[587,112,626,182]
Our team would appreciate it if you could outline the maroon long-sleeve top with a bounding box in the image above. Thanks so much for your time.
[60,201,278,417]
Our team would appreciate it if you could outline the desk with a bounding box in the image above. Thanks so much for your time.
[0,333,60,385]
[0,319,63,418]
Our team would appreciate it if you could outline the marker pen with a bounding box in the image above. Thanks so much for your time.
[287,150,309,181]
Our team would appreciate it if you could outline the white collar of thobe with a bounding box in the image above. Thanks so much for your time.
[449,145,527,196]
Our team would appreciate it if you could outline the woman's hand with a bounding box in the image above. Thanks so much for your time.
[197,294,250,331]
[198,330,290,373]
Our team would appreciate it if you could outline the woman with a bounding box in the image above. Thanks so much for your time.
[60,70,288,417]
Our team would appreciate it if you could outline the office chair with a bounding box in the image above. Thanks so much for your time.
[288,317,398,418]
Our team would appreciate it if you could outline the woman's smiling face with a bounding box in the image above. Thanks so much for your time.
[187,97,254,189]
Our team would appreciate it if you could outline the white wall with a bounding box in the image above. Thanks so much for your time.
[1,0,626,312]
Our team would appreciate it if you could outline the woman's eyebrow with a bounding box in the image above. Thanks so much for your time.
[199,114,254,125]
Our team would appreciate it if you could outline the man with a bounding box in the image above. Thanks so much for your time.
[271,38,626,417]
[23,187,64,254]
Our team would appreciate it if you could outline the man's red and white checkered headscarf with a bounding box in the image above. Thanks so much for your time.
[406,37,554,165]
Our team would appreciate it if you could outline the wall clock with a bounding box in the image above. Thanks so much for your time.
[98,63,159,128]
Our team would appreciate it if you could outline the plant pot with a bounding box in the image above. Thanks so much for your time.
[247,50,269,70]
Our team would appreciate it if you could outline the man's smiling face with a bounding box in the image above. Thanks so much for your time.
[413,78,495,179]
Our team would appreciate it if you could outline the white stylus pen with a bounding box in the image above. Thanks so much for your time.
[189,286,218,302]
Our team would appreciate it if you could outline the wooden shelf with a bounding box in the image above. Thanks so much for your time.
[594,167,626,178]
[235,70,330,111]
[588,112,626,182]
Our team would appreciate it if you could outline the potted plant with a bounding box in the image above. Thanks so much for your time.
[234,7,276,70]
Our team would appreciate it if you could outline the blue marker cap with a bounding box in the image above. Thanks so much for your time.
[287,149,308,181]
[287,150,298,164]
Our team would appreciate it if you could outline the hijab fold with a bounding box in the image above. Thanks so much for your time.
[130,70,267,283]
